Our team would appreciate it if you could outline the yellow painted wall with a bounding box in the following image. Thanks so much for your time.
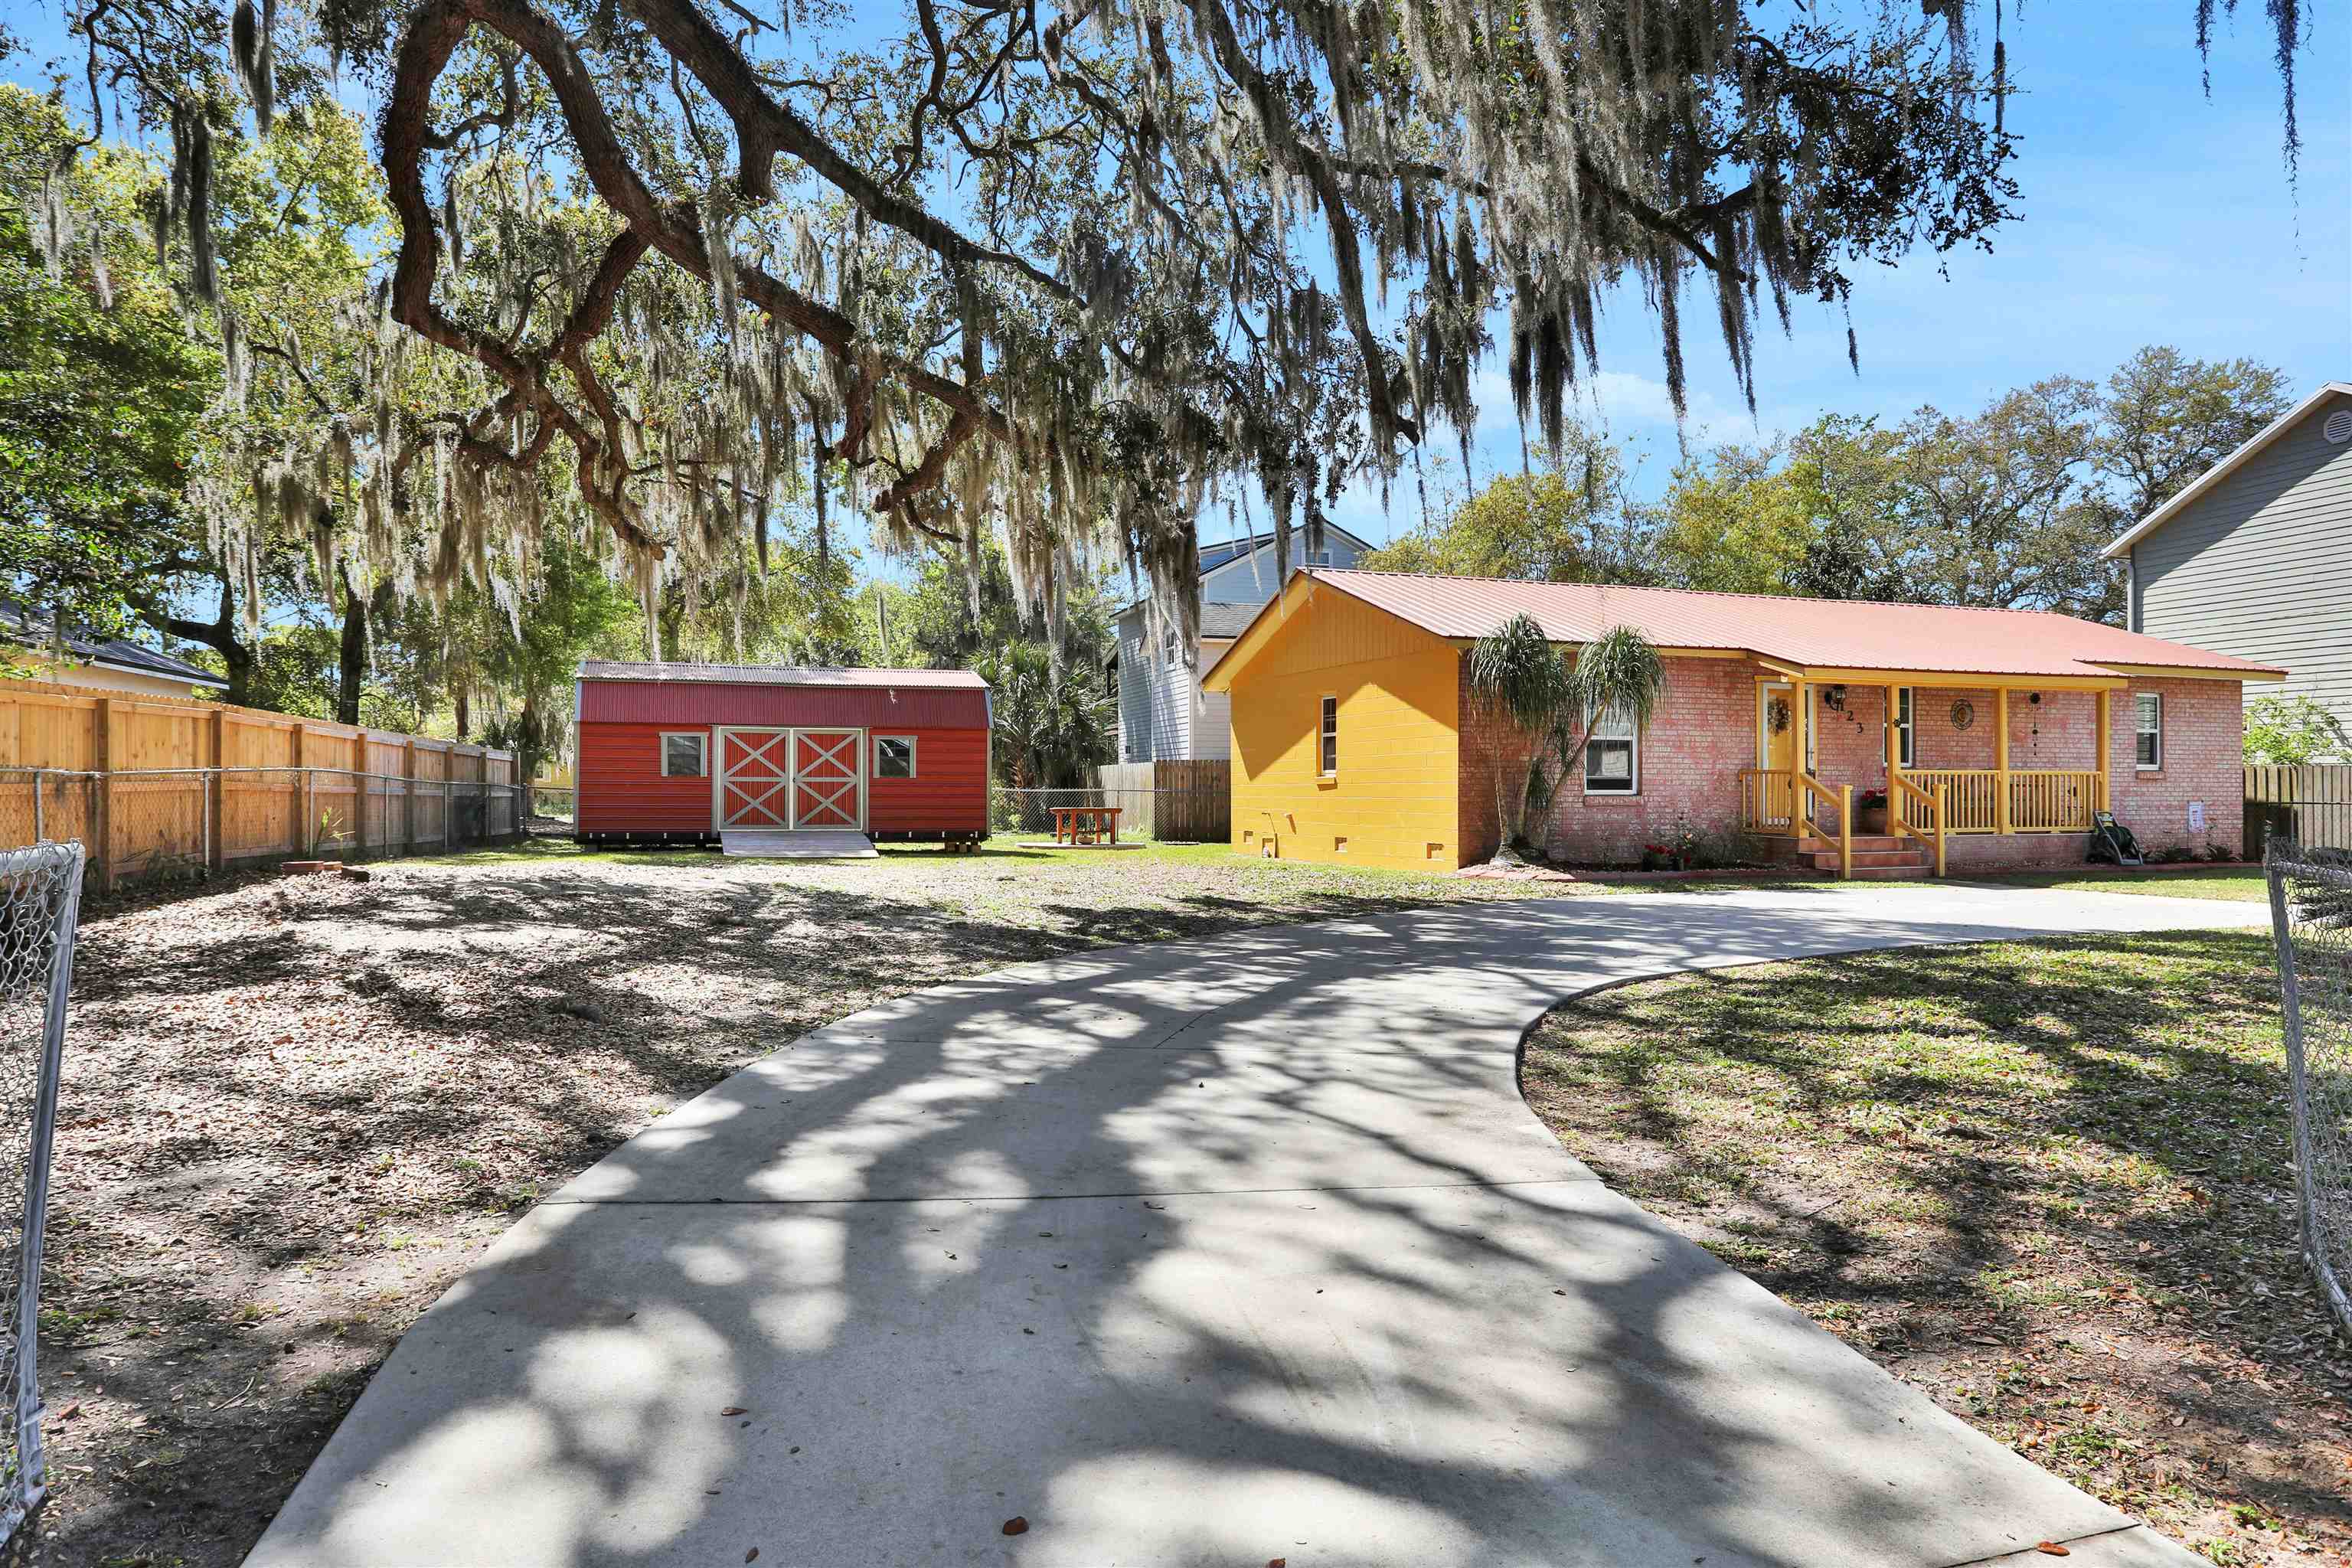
[1226,582,1464,870]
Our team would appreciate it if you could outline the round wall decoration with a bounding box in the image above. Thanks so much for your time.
[1949,699,1975,731]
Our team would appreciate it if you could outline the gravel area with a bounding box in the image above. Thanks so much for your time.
[31,839,1564,1566]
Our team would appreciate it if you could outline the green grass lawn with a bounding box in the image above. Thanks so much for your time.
[1963,868,2267,902]
[1521,933,2346,1566]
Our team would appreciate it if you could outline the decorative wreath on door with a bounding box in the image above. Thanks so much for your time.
[1766,697,1792,735]
[1949,699,1975,731]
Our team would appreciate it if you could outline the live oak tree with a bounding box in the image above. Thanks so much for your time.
[34,0,2311,653]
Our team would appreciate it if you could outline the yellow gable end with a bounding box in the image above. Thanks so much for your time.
[1223,579,1465,871]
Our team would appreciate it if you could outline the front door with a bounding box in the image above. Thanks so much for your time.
[790,729,864,829]
[717,728,793,827]
[1756,683,1797,831]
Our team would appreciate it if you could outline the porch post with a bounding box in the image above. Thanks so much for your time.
[1792,680,1810,833]
[1995,687,2011,835]
[1883,684,1900,827]
[2096,688,2112,812]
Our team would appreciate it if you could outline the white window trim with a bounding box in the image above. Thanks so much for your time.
[659,730,708,778]
[874,733,918,779]
[1318,694,1339,777]
[1895,687,1916,769]
[1583,699,1641,796]
[2135,692,2163,771]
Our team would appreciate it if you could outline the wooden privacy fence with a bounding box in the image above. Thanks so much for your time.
[2248,765,2352,854]
[1090,760,1230,841]
[0,678,522,889]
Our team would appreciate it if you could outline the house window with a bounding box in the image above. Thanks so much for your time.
[1305,548,1331,567]
[1584,700,1638,794]
[1165,629,1183,668]
[875,736,916,779]
[1318,696,1338,776]
[1895,687,1916,769]
[2135,692,2163,769]
[661,732,707,778]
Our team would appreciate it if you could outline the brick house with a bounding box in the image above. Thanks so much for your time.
[1200,570,2283,877]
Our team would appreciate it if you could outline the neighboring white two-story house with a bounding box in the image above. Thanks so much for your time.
[2102,381,2352,738]
[1112,524,1375,761]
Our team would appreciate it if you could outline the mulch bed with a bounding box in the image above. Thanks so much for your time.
[29,841,1550,1566]
[1520,933,2351,1568]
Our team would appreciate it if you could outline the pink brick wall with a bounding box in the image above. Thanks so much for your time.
[2109,678,2244,859]
[1527,657,1756,866]
[1449,656,2248,871]
[1810,684,1890,792]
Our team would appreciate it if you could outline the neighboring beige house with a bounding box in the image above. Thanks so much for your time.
[1,602,229,700]
[2103,381,2352,738]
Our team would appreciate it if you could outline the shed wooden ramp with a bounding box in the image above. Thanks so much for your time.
[720,829,877,858]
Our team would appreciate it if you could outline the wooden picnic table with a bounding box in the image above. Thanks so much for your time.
[1050,804,1123,846]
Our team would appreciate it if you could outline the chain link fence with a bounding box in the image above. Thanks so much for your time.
[990,784,1227,842]
[0,766,525,890]
[2265,840,2352,1338]
[0,843,86,1553]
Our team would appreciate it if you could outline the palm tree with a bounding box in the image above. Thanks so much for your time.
[1467,613,1664,864]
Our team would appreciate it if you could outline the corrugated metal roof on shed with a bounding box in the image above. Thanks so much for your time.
[578,663,990,727]
[580,662,986,688]
[1292,570,2285,680]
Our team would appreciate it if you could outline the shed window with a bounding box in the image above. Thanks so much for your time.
[875,735,916,779]
[2135,692,2163,770]
[1584,701,1639,795]
[1894,687,1916,769]
[1318,696,1338,776]
[661,732,707,778]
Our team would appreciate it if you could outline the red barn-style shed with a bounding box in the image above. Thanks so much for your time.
[574,662,991,848]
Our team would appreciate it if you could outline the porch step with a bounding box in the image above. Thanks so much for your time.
[1797,848,1929,871]
[1795,835,1907,854]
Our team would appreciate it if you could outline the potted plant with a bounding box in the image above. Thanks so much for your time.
[1640,841,1681,872]
[1856,788,1890,835]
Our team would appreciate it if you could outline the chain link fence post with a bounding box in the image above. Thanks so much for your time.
[2266,838,2352,1338]
[0,842,87,1554]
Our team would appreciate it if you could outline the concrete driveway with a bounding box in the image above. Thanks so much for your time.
[247,884,2265,1567]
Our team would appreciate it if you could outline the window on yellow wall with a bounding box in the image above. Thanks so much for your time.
[1318,695,1338,776]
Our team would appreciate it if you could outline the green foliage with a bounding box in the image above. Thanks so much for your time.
[0,86,211,633]
[1390,348,2288,629]
[1466,612,1575,734]
[980,639,1115,790]
[1467,614,1664,861]
[2245,696,2350,766]
[1364,434,1654,584]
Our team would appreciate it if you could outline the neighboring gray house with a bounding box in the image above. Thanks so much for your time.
[1112,524,1376,761]
[2102,381,2350,735]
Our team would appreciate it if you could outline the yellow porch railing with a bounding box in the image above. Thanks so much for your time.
[1902,769,2104,834]
[1738,768,1796,834]
[1889,773,1947,877]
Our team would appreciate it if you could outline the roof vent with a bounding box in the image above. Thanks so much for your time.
[2326,410,2352,445]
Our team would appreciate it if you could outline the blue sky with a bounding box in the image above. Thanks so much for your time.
[11,3,2343,568]
[1328,6,2352,544]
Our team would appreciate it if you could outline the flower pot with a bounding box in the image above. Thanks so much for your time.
[1857,805,1888,835]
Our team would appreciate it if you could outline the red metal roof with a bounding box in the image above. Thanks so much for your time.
[1295,571,2286,681]
[577,663,990,727]
[580,662,986,688]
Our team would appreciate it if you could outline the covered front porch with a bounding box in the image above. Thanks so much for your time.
[1735,672,2125,877]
